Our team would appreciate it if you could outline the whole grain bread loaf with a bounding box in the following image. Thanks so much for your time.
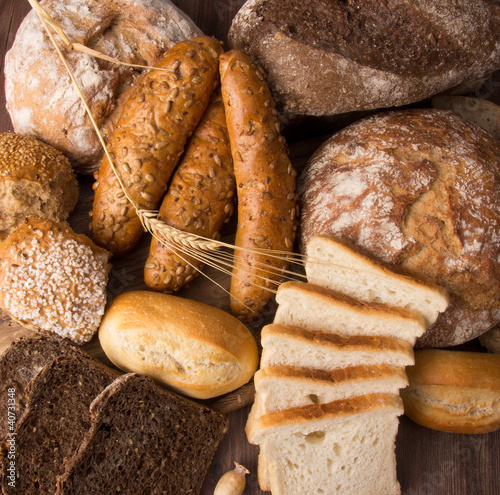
[0,332,88,439]
[228,0,500,117]
[56,373,229,495]
[299,109,500,347]
[0,353,117,494]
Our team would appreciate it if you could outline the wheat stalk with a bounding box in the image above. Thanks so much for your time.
[30,0,377,306]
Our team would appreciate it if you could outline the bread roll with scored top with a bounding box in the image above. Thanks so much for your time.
[401,349,500,433]
[144,91,235,292]
[0,133,78,241]
[0,217,111,344]
[274,281,426,345]
[91,36,223,256]
[98,290,259,399]
[228,0,500,118]
[4,0,203,173]
[219,49,298,321]
[299,109,500,347]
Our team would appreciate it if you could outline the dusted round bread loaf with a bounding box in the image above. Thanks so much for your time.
[299,109,500,348]
[4,0,202,174]
[99,291,259,399]
[0,133,78,241]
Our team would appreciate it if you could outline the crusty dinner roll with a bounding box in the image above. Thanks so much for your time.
[401,349,500,434]
[98,291,259,399]
[4,0,202,173]
[0,217,111,344]
[0,133,78,240]
[299,109,500,348]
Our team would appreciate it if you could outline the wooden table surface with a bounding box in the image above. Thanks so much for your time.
[1,1,499,494]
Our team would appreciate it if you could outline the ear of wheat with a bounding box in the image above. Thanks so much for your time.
[29,0,374,312]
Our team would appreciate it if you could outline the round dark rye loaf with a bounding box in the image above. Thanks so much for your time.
[228,0,500,117]
[299,109,500,348]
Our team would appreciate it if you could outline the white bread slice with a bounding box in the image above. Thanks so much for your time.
[249,364,408,490]
[305,235,449,327]
[274,281,426,345]
[260,324,415,371]
[246,393,404,495]
[254,364,408,414]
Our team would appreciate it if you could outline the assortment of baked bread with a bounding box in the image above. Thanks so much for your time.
[1,0,500,493]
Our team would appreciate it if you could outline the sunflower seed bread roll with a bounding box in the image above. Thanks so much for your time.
[219,49,298,321]
[91,36,223,257]
[144,91,235,292]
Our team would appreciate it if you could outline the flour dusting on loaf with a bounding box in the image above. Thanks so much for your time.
[4,0,203,173]
[299,109,500,347]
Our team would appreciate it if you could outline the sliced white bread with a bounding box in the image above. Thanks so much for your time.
[305,235,449,327]
[254,364,408,414]
[274,281,426,345]
[260,324,415,371]
[246,393,404,495]
[248,364,408,490]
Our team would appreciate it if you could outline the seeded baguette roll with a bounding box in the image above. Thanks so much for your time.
[91,36,223,257]
[144,91,235,292]
[220,49,298,321]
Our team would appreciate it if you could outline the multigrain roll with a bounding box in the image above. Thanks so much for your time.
[98,291,259,399]
[0,217,111,344]
[4,0,202,173]
[299,109,500,348]
[0,133,78,241]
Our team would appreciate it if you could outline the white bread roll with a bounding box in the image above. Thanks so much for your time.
[98,291,259,399]
[401,349,500,433]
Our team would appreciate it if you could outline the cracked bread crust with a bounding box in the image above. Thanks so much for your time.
[299,109,500,347]
[228,0,500,117]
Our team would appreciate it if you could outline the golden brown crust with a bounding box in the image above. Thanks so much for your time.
[219,49,298,321]
[91,37,223,257]
[0,133,79,240]
[262,323,414,355]
[0,217,111,344]
[255,363,408,388]
[299,109,500,347]
[277,280,427,327]
[247,393,403,442]
[98,290,259,399]
[144,91,235,292]
[401,350,500,433]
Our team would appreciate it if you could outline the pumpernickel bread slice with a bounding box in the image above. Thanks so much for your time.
[0,353,118,494]
[56,373,229,495]
[0,331,89,439]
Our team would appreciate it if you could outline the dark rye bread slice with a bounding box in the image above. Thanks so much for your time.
[0,331,89,439]
[56,373,229,495]
[0,354,118,494]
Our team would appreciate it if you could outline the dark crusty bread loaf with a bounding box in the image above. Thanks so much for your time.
[0,332,88,439]
[0,353,117,494]
[299,109,500,347]
[56,373,229,495]
[228,0,500,117]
